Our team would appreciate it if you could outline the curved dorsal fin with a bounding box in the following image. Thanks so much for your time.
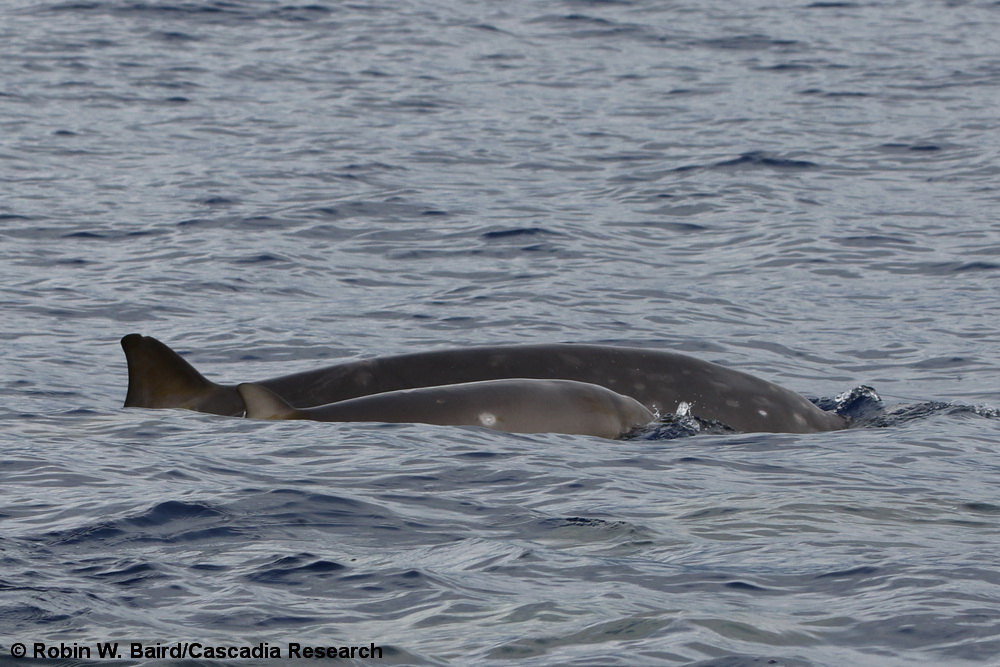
[237,383,302,420]
[121,334,241,415]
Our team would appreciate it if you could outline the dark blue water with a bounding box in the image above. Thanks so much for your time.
[3,1,1000,665]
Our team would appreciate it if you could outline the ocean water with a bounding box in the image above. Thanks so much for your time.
[3,0,1000,665]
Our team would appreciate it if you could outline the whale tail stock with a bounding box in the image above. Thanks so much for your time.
[237,383,304,420]
[120,333,243,416]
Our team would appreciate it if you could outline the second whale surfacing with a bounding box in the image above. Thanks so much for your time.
[238,379,656,439]
[121,334,849,434]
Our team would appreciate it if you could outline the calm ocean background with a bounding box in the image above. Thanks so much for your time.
[3,0,1000,665]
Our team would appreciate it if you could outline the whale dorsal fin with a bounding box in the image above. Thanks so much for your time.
[237,383,302,420]
[121,334,241,415]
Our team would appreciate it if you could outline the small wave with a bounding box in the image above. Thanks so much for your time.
[626,413,738,440]
[815,386,1000,429]
[713,151,819,170]
[245,553,348,584]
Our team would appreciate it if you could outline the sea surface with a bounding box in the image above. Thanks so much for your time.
[3,0,1000,665]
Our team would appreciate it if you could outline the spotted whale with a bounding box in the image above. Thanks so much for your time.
[120,334,848,434]
[237,379,656,439]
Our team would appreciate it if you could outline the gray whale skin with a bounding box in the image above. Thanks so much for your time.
[120,333,848,435]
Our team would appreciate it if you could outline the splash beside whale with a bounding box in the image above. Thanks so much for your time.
[120,334,848,434]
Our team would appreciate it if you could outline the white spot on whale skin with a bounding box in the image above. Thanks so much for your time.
[478,412,497,427]
[757,409,769,417]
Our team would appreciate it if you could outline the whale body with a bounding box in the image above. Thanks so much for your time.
[120,333,848,434]
[238,379,656,439]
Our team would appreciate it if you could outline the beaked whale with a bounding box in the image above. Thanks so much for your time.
[238,379,656,439]
[120,334,848,434]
